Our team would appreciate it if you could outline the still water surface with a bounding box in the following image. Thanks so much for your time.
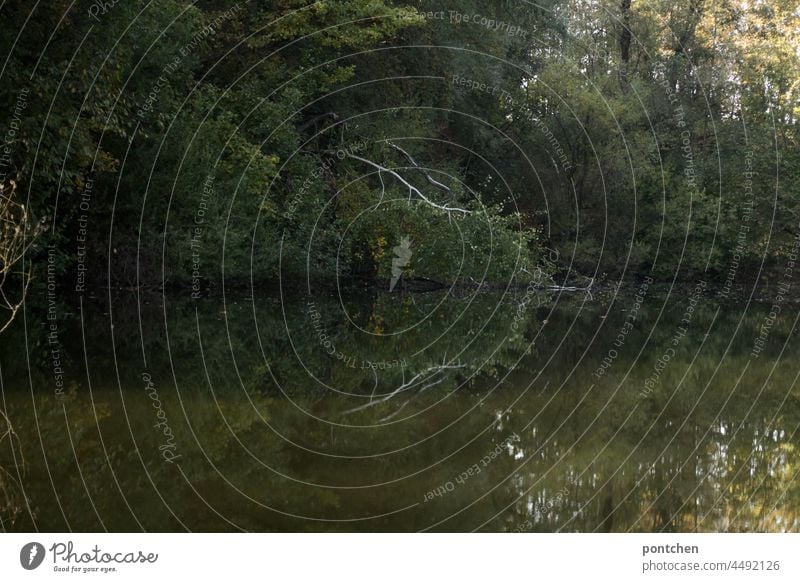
[1,287,798,531]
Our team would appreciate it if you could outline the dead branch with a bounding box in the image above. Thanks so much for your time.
[342,363,465,416]
[387,142,452,193]
[344,152,471,215]
[0,181,42,333]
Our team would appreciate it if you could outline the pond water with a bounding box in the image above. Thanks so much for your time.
[1,285,799,531]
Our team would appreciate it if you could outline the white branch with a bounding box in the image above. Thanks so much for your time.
[342,364,464,416]
[387,142,452,193]
[345,153,471,215]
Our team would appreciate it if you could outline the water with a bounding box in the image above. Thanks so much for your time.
[1,285,798,531]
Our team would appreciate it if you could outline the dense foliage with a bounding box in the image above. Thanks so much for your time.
[0,0,798,294]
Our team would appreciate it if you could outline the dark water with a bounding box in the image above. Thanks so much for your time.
[1,285,799,532]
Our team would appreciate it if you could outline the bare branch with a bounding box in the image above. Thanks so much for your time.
[342,363,465,416]
[386,142,452,193]
[345,152,471,215]
[0,181,42,333]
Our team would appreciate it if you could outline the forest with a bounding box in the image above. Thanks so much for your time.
[1,0,798,316]
[1,0,800,537]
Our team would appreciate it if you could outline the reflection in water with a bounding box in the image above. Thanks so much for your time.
[1,287,799,532]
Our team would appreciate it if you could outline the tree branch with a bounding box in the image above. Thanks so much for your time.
[387,142,452,193]
[345,152,471,215]
[0,182,42,334]
[342,363,464,416]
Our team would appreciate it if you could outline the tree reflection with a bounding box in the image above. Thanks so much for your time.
[1,291,798,531]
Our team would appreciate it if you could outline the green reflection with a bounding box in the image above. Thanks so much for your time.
[1,289,799,532]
